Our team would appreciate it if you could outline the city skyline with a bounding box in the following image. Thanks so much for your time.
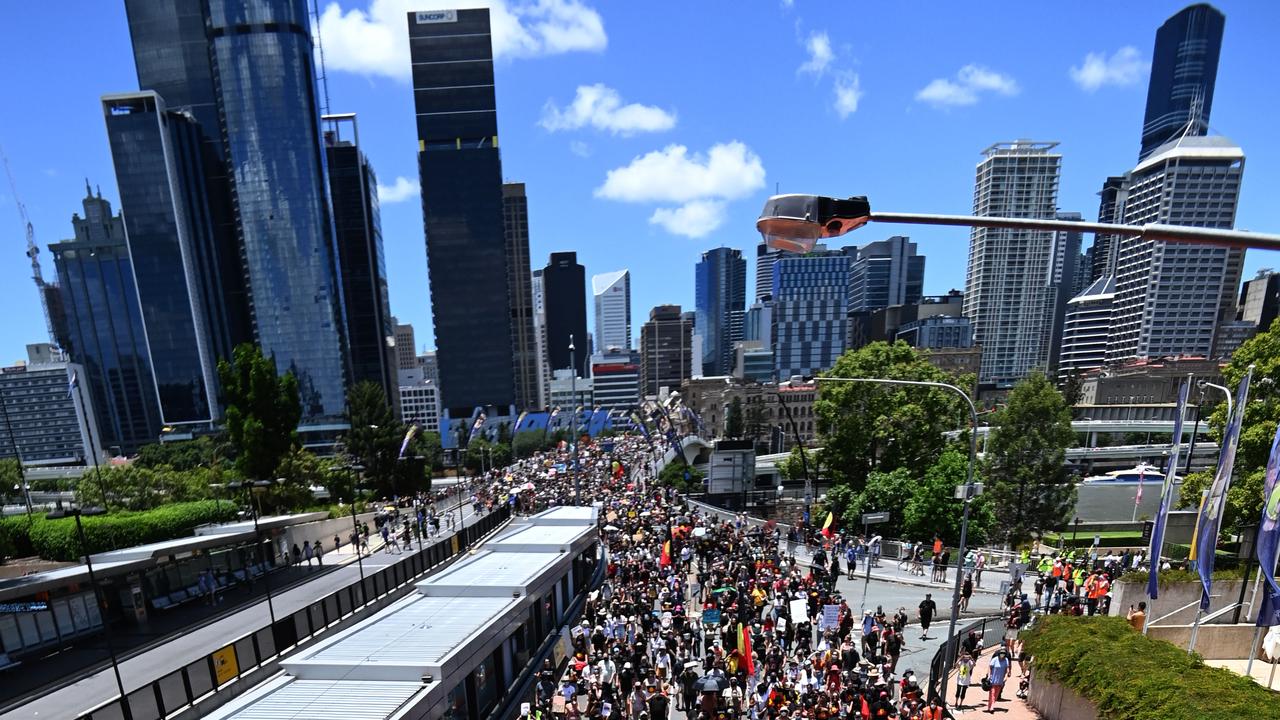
[1,2,1279,364]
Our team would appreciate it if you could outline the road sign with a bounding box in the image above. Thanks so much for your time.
[861,511,890,525]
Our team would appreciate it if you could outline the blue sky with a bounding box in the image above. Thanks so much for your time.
[2,1,1279,361]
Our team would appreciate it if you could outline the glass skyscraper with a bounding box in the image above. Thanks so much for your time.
[1139,4,1225,160]
[772,251,851,379]
[49,190,162,454]
[123,0,350,420]
[846,236,925,313]
[103,92,220,426]
[409,8,516,417]
[324,114,396,406]
[542,252,589,376]
[694,247,746,377]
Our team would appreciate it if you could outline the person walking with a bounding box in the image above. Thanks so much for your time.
[986,648,1011,712]
[303,540,314,567]
[955,652,975,708]
[917,593,937,640]
[314,539,324,566]
[961,573,974,612]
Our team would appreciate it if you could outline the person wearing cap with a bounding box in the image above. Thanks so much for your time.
[986,648,1011,712]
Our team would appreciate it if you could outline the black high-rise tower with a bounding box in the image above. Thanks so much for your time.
[1139,4,1225,159]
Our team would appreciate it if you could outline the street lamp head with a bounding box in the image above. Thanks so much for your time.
[756,194,872,253]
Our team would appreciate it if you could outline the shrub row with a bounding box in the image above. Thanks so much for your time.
[1,501,239,562]
[1022,615,1280,720]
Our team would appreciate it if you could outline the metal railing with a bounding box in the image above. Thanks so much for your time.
[926,615,1006,707]
[76,506,513,720]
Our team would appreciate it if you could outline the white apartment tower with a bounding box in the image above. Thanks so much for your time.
[592,269,631,352]
[1107,136,1245,362]
[963,141,1063,388]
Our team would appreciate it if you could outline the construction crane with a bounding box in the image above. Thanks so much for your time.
[1,144,57,345]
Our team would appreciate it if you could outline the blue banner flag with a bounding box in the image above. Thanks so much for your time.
[1195,368,1253,611]
[1253,420,1280,627]
[1148,378,1191,600]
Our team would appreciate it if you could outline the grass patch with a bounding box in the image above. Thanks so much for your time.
[1041,530,1144,548]
[1023,615,1280,720]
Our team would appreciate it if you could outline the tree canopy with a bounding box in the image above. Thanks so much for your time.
[217,344,301,480]
[984,373,1078,545]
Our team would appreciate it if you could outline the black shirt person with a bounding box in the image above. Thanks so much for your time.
[917,594,937,640]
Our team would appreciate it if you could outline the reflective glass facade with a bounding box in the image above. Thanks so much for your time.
[1140,4,1224,160]
[49,193,161,454]
[695,248,746,377]
[104,92,219,425]
[543,252,588,376]
[410,9,515,417]
[324,116,396,405]
[124,0,349,420]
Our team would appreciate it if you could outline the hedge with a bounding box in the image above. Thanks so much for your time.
[5,501,239,562]
[1022,615,1280,720]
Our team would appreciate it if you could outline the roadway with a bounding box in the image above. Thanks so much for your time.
[0,499,484,720]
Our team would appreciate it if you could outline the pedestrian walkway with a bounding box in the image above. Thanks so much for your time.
[947,646,1039,719]
[0,504,482,720]
[788,543,1005,596]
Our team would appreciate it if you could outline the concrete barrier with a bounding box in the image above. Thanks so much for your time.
[1110,578,1245,626]
[1027,668,1099,720]
[1147,623,1264,659]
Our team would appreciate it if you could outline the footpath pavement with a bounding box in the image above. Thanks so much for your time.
[786,544,1007,597]
[0,502,484,720]
[947,646,1039,719]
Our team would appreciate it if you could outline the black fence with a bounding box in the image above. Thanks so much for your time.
[926,614,1007,710]
[77,506,512,720]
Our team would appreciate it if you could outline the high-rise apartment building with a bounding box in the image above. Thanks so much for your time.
[695,248,747,377]
[125,0,350,420]
[1058,276,1116,380]
[1140,4,1225,160]
[0,345,102,466]
[1239,270,1279,332]
[846,236,925,313]
[531,269,549,407]
[409,8,515,417]
[49,190,162,453]
[772,251,850,379]
[755,241,791,302]
[963,141,1062,388]
[1089,176,1129,282]
[592,270,631,352]
[639,305,693,397]
[393,321,417,371]
[1108,136,1245,362]
[1048,212,1085,373]
[103,92,222,428]
[323,114,396,404]
[542,252,588,376]
[503,183,539,411]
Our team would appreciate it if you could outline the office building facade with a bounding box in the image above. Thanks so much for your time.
[103,92,221,427]
[1239,270,1279,332]
[695,248,747,377]
[592,270,631,353]
[503,183,539,411]
[397,367,441,434]
[1090,176,1129,282]
[542,252,589,376]
[590,351,641,410]
[410,8,515,417]
[1107,136,1244,362]
[964,141,1062,388]
[125,0,350,420]
[49,191,162,454]
[0,345,101,466]
[1048,212,1086,373]
[846,236,924,313]
[772,251,850,379]
[323,114,396,404]
[548,369,592,408]
[639,305,693,397]
[1058,276,1116,380]
[531,269,550,407]
[1140,4,1225,160]
[754,241,791,302]
[393,321,417,371]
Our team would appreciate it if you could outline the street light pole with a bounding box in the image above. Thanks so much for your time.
[228,480,277,625]
[569,334,581,506]
[814,375,979,708]
[775,390,813,523]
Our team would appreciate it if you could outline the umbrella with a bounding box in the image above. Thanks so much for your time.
[692,527,708,537]
[711,587,736,595]
[694,675,730,692]
[604,524,621,532]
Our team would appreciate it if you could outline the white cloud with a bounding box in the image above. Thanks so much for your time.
[833,71,862,118]
[377,176,419,203]
[317,0,606,81]
[798,31,833,76]
[1070,47,1148,92]
[650,200,726,238]
[595,142,765,239]
[569,140,591,157]
[540,84,676,135]
[915,64,1019,107]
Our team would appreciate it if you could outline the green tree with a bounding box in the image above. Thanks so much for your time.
[744,402,768,442]
[984,373,1078,545]
[816,341,968,491]
[777,446,819,483]
[269,448,330,510]
[217,344,301,480]
[1058,372,1084,407]
[513,431,545,459]
[725,396,744,438]
[343,381,402,496]
[902,446,994,546]
[847,468,915,538]
[658,462,704,492]
[134,436,230,471]
[1177,318,1280,534]
[0,459,19,499]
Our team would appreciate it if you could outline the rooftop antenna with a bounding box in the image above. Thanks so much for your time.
[1,143,57,345]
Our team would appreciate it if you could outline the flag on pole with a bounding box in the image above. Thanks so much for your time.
[398,424,420,460]
[1135,464,1146,507]
[1194,368,1253,611]
[1148,378,1190,600]
[738,622,755,677]
[1253,420,1280,627]
[468,413,487,442]
[821,511,835,538]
